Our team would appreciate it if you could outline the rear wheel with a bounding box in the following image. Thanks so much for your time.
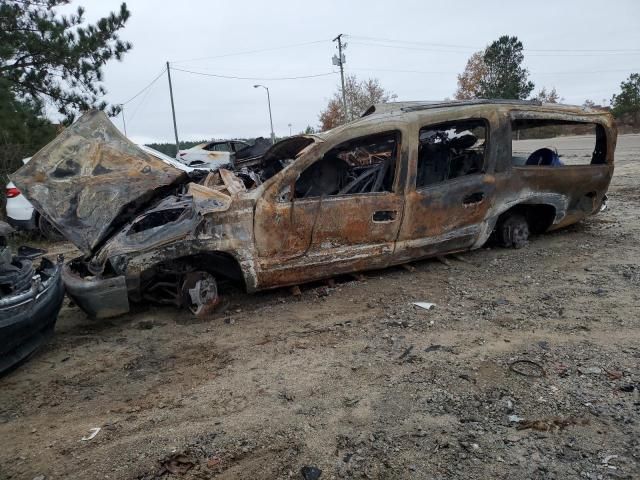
[37,215,64,242]
[498,213,529,249]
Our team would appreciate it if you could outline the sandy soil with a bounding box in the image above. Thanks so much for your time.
[1,135,639,480]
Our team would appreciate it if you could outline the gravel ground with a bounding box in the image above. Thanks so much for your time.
[0,134,639,480]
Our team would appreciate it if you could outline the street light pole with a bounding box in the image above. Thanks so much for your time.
[120,104,127,137]
[254,84,275,144]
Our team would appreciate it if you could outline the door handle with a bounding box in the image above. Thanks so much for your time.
[373,210,397,222]
[463,192,484,205]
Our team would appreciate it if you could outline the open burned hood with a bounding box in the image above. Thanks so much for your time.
[10,110,187,255]
[261,135,318,165]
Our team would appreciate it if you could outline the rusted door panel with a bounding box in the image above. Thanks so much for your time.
[311,194,403,249]
[254,198,320,258]
[255,193,404,289]
[395,174,496,262]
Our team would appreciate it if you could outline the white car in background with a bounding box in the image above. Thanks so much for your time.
[4,157,59,238]
[6,146,194,241]
[177,140,250,169]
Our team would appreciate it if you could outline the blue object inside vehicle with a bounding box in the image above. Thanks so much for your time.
[526,147,564,166]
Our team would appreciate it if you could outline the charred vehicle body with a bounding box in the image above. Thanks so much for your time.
[0,223,64,374]
[11,101,615,319]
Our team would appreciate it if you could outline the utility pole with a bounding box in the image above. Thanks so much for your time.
[120,104,127,137]
[166,61,180,155]
[333,33,348,121]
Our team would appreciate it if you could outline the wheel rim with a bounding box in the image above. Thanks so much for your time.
[181,271,219,316]
[511,224,529,248]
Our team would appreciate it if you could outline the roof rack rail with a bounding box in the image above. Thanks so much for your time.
[400,99,542,113]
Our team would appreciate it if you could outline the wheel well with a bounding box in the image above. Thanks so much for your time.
[136,251,246,306]
[172,252,245,288]
[498,204,556,234]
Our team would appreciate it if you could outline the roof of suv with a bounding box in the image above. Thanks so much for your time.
[361,99,608,117]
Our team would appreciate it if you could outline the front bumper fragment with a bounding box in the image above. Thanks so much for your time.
[62,263,130,319]
[0,259,65,375]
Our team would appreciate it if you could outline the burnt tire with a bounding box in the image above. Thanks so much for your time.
[498,213,529,249]
[37,215,64,242]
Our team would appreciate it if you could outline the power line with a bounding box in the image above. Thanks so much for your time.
[349,40,640,57]
[118,67,166,105]
[127,70,162,124]
[349,66,635,76]
[349,67,457,75]
[349,41,471,54]
[346,35,475,50]
[533,69,635,75]
[170,39,330,64]
[346,34,640,54]
[171,67,337,81]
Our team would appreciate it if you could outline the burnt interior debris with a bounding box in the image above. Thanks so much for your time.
[293,131,398,198]
[418,120,486,186]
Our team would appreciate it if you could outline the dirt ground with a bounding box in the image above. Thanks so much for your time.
[1,135,639,480]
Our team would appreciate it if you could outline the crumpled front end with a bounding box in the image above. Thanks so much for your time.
[16,111,319,319]
[63,183,237,318]
[10,110,189,255]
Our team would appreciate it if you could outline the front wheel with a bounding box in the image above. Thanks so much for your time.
[498,213,529,249]
[181,271,219,316]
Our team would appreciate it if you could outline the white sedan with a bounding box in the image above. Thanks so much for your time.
[177,140,250,169]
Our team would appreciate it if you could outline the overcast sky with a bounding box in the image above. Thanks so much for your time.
[67,0,640,144]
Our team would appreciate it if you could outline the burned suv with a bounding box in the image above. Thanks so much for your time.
[12,101,615,318]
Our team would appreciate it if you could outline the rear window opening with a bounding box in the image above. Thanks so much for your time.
[511,119,607,166]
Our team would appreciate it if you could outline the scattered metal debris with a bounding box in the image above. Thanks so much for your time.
[300,465,322,480]
[509,359,546,378]
[412,302,436,310]
[578,366,603,375]
[399,345,414,359]
[159,452,195,475]
[602,454,619,469]
[80,427,101,441]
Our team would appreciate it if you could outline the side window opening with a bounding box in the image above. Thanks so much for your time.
[511,120,607,166]
[417,120,486,188]
[292,131,399,199]
[204,142,231,152]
